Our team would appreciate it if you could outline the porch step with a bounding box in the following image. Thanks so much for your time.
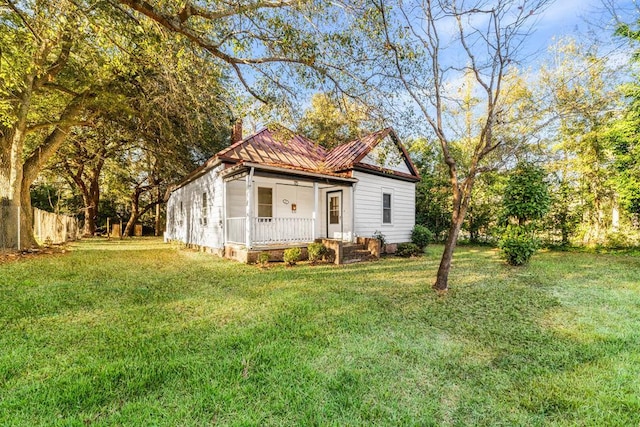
[342,244,375,263]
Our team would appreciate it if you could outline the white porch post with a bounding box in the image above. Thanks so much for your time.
[350,183,356,242]
[222,180,227,244]
[312,182,318,240]
[245,168,254,249]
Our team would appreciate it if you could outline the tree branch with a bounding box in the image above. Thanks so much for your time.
[5,0,42,42]
[22,91,96,185]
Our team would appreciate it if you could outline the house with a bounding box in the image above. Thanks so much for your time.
[164,125,420,262]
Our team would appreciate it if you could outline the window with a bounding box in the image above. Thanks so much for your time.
[179,201,184,226]
[329,196,340,224]
[201,192,208,225]
[257,187,273,217]
[382,192,392,224]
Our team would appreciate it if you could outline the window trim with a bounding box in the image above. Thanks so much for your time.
[382,190,393,225]
[329,194,340,225]
[257,186,273,218]
[326,189,344,238]
[201,192,208,226]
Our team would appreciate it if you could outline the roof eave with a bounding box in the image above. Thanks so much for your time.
[352,164,421,182]
[222,162,358,184]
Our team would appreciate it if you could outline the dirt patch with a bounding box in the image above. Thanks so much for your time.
[0,245,71,265]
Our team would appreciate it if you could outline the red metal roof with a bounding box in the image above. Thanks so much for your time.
[170,125,420,194]
[218,127,327,171]
[324,128,389,171]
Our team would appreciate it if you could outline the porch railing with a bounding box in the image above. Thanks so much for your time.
[253,217,313,245]
[226,216,314,246]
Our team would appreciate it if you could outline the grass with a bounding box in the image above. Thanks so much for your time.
[1,238,639,426]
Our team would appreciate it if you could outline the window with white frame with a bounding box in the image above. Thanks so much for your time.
[257,187,273,218]
[201,192,208,225]
[382,192,392,224]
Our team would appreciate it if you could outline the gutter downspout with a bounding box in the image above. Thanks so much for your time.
[351,183,356,243]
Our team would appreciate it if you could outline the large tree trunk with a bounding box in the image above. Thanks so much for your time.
[433,177,474,291]
[19,181,39,248]
[124,186,162,237]
[0,130,39,250]
[0,139,22,249]
[0,32,82,250]
[433,199,469,291]
[123,189,141,238]
[82,196,99,236]
[75,163,102,237]
[0,77,35,250]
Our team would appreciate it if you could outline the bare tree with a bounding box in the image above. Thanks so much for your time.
[366,0,550,291]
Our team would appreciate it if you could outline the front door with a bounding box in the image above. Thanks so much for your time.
[327,190,343,239]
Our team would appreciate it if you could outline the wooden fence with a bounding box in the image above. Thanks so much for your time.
[33,208,82,245]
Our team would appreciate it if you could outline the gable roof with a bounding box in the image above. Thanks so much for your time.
[217,127,327,171]
[170,125,420,193]
[324,128,387,171]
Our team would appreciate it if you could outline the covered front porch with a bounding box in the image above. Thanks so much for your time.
[222,164,357,249]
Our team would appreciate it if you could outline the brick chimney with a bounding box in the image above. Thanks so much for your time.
[231,118,243,144]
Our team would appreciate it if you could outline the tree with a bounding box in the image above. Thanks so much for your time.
[1,0,235,247]
[0,1,100,248]
[502,162,550,225]
[609,21,640,219]
[112,0,348,107]
[543,176,582,246]
[53,123,118,236]
[537,38,621,245]
[408,137,452,242]
[357,0,550,290]
[464,172,504,243]
[297,93,370,149]
[499,161,550,265]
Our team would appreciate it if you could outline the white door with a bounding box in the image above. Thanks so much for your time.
[327,191,343,239]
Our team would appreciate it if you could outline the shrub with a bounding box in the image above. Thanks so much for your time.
[257,252,270,267]
[307,243,326,264]
[498,225,538,266]
[396,242,422,257]
[604,231,637,249]
[283,247,302,266]
[411,225,434,249]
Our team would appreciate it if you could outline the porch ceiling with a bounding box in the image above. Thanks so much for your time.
[221,162,357,185]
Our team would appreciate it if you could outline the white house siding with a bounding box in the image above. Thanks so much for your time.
[353,171,415,243]
[165,165,224,250]
[251,176,315,219]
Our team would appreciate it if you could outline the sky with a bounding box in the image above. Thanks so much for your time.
[246,0,639,133]
[527,0,636,61]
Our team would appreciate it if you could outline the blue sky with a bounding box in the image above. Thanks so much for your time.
[528,0,635,59]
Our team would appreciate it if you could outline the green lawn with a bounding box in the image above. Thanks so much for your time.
[1,239,639,426]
